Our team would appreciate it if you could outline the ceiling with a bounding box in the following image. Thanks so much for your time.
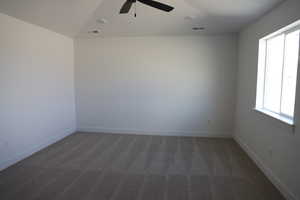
[0,0,284,38]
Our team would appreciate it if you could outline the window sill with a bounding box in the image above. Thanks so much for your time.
[253,108,295,126]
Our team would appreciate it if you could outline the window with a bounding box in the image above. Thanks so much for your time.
[256,21,300,125]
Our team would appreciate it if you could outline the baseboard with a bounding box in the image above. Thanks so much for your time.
[0,128,75,171]
[234,135,297,200]
[77,127,232,138]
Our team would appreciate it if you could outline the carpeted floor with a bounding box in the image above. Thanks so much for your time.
[0,132,285,200]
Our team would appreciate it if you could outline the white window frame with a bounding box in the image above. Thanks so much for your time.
[255,20,300,126]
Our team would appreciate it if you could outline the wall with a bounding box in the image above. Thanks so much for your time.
[75,35,237,137]
[0,13,76,170]
[234,0,300,199]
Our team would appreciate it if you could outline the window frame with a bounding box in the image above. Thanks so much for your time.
[255,21,300,126]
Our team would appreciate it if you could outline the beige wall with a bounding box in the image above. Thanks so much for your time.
[0,13,76,170]
[234,0,300,199]
[75,35,237,137]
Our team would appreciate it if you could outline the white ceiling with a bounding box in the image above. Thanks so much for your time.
[0,0,284,37]
[0,0,104,37]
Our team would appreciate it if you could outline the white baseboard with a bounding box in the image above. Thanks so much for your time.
[0,128,75,171]
[234,135,297,200]
[77,127,232,138]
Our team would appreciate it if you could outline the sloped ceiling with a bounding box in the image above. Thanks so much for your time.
[0,0,284,37]
[0,0,105,37]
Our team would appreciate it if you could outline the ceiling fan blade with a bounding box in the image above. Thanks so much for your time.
[137,0,174,12]
[120,0,134,14]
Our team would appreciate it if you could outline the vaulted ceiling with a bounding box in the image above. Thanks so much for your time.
[0,0,284,37]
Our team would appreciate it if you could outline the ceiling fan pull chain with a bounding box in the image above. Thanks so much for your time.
[134,2,137,17]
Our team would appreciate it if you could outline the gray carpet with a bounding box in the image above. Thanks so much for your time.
[0,132,285,200]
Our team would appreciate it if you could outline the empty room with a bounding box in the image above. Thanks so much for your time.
[1,0,300,199]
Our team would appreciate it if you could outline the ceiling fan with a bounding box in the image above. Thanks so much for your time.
[120,0,174,14]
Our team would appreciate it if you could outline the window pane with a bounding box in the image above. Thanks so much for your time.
[264,34,285,113]
[281,30,300,117]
